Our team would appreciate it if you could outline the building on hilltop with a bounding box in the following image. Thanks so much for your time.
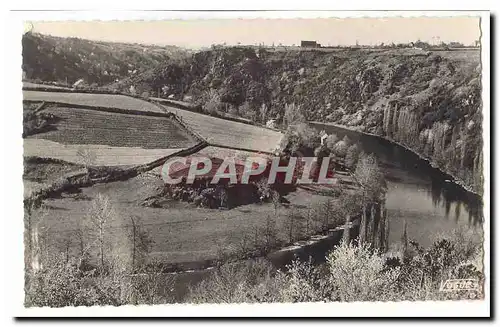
[300,40,321,48]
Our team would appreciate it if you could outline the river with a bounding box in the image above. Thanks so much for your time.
[310,122,484,249]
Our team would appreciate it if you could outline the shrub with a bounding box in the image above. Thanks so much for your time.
[326,242,400,302]
[25,254,174,307]
[203,90,222,115]
[274,259,333,302]
[345,144,361,168]
[23,111,56,137]
[283,103,305,127]
[187,259,278,303]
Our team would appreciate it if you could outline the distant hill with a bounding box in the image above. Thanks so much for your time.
[22,32,190,86]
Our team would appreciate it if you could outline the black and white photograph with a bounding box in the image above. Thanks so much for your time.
[5,9,491,318]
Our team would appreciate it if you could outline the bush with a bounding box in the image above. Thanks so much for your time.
[25,255,124,307]
[23,111,56,137]
[203,90,222,115]
[345,144,361,168]
[326,242,400,302]
[25,254,174,307]
[283,103,305,127]
[187,259,279,303]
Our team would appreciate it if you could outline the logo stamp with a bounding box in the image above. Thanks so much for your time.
[439,279,481,299]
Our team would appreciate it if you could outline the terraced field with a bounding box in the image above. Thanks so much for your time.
[23,90,165,114]
[28,106,197,149]
[24,139,185,166]
[157,103,284,153]
[23,104,198,166]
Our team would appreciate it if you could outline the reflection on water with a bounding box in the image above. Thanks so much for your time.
[310,122,483,248]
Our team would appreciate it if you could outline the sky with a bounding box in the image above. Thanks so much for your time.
[28,17,481,49]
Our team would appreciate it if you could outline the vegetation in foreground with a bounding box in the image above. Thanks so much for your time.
[188,227,483,303]
[24,226,483,306]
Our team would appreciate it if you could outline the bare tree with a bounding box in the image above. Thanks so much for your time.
[129,216,153,273]
[283,103,305,127]
[259,103,269,123]
[24,204,48,273]
[76,146,97,168]
[86,193,115,270]
[271,190,280,217]
[354,153,387,202]
[263,214,279,251]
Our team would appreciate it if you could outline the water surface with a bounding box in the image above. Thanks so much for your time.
[310,122,483,248]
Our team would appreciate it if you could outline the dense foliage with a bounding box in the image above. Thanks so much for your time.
[22,33,189,86]
[188,228,483,303]
[25,226,482,306]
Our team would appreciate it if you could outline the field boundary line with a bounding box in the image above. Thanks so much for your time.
[24,141,209,207]
[23,99,176,119]
[151,98,284,133]
[23,85,284,133]
[208,143,275,156]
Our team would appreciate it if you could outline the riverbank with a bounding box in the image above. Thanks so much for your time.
[310,121,483,198]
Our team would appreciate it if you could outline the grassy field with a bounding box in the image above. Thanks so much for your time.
[157,103,284,153]
[23,157,85,197]
[23,90,165,114]
[24,139,185,166]
[35,172,339,265]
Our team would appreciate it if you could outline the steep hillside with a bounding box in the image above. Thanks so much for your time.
[121,47,483,193]
[22,33,190,86]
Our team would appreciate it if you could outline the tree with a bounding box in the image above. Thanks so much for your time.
[332,139,349,158]
[325,134,339,151]
[354,153,387,201]
[284,208,302,243]
[342,215,351,244]
[259,103,269,123]
[86,193,116,271]
[263,214,279,251]
[129,217,153,273]
[283,103,305,127]
[271,190,280,216]
[24,204,48,273]
[345,144,361,168]
[326,242,400,302]
[358,205,367,245]
[76,147,97,168]
[203,89,222,115]
[283,123,320,155]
